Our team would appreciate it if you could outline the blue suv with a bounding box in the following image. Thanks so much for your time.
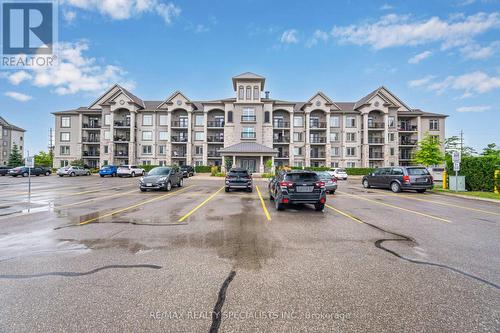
[99,165,118,177]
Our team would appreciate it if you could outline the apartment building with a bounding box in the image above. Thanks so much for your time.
[53,72,447,172]
[0,117,25,165]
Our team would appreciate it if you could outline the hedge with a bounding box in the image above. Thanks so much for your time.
[345,168,375,176]
[445,155,500,192]
[195,165,212,173]
[139,164,159,172]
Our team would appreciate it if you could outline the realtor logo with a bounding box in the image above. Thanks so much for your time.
[1,0,58,68]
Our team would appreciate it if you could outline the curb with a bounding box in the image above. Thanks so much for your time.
[431,191,500,203]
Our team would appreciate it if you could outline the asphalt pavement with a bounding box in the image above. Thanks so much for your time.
[0,174,499,332]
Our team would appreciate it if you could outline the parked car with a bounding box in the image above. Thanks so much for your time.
[180,165,195,178]
[268,170,327,211]
[139,166,183,192]
[316,171,338,194]
[362,166,434,193]
[99,165,118,177]
[57,166,91,177]
[117,165,145,177]
[225,168,253,192]
[328,168,348,180]
[0,166,13,176]
[8,166,52,177]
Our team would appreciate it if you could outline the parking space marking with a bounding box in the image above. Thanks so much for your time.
[337,191,452,224]
[178,186,225,222]
[79,185,194,225]
[56,188,139,209]
[256,186,271,221]
[0,183,136,197]
[325,204,363,224]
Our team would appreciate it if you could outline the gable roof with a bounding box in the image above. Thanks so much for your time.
[0,117,25,132]
[218,142,277,154]
[88,84,144,109]
[232,72,266,90]
[354,86,412,111]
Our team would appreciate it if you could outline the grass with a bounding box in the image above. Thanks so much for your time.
[432,184,500,201]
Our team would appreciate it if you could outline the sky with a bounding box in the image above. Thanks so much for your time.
[1,0,499,154]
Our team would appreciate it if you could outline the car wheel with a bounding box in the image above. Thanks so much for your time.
[269,191,274,201]
[178,178,183,187]
[362,179,370,188]
[330,190,335,195]
[166,181,172,192]
[131,171,136,177]
[36,174,40,176]
[247,187,253,193]
[59,175,64,177]
[100,174,104,177]
[140,188,147,192]
[87,172,91,176]
[275,198,285,211]
[391,182,402,193]
[45,171,50,176]
[225,187,230,192]
[315,203,325,212]
[22,172,28,177]
[416,189,426,193]
[70,172,75,177]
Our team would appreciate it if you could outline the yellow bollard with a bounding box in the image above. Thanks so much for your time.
[442,170,447,189]
[495,170,500,194]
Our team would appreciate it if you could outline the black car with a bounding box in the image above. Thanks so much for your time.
[180,165,195,178]
[139,166,183,192]
[225,168,253,192]
[362,166,434,193]
[8,166,52,177]
[268,170,327,211]
[0,166,12,176]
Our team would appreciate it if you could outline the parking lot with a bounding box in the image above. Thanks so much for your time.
[0,174,499,332]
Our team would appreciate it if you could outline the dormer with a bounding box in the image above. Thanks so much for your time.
[232,72,265,103]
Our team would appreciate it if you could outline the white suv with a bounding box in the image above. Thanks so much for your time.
[328,168,348,180]
[117,165,145,177]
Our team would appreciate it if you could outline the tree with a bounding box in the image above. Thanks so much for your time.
[481,143,499,157]
[224,156,232,171]
[444,136,476,157]
[7,144,23,167]
[413,134,444,167]
[34,151,53,167]
[70,159,85,167]
[265,159,273,173]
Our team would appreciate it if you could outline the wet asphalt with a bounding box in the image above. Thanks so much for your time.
[0,174,499,333]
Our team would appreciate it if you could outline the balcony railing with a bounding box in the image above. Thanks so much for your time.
[171,136,188,143]
[273,136,290,143]
[241,132,256,139]
[399,124,418,131]
[207,136,224,143]
[368,137,385,144]
[82,137,100,143]
[399,139,418,145]
[114,136,130,142]
[171,121,188,128]
[276,153,289,158]
[310,152,326,158]
[241,115,257,122]
[83,151,100,157]
[207,120,225,128]
[114,151,129,157]
[368,122,385,129]
[83,123,101,129]
[369,152,384,159]
[208,151,221,157]
[310,122,327,129]
[114,120,130,127]
[172,152,187,157]
[273,121,290,128]
[310,137,327,144]
[400,154,414,160]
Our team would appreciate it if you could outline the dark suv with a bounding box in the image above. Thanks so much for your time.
[362,166,434,193]
[139,166,183,192]
[268,170,327,211]
[0,166,12,176]
[225,168,252,192]
[180,165,195,178]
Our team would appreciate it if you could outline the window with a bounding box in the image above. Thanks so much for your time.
[390,148,395,156]
[227,111,233,123]
[104,130,110,140]
[246,86,251,100]
[103,160,108,166]
[331,147,339,156]
[347,162,356,168]
[331,161,339,168]
[142,145,152,154]
[346,147,356,156]
[242,107,256,122]
[195,114,204,126]
[60,146,70,155]
[253,86,259,100]
[293,147,302,155]
[238,86,244,100]
[293,132,303,142]
[159,145,166,155]
[294,116,303,127]
[143,114,153,126]
[60,160,69,167]
[104,114,111,126]
[429,119,439,131]
[159,115,168,126]
[389,133,395,142]
[142,131,153,141]
[20,136,23,141]
[159,131,168,141]
[104,145,109,154]
[142,160,151,165]
[195,160,203,166]
[330,116,339,128]
[195,131,205,141]
[346,133,356,142]
[431,135,440,143]
[388,116,395,127]
[294,161,304,168]
[195,146,203,155]
[159,161,166,166]
[330,132,339,142]
[60,132,70,142]
[346,116,356,127]
[264,111,270,123]
[241,127,256,139]
[61,117,71,128]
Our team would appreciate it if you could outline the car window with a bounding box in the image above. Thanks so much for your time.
[285,173,319,182]
[380,168,392,175]
[337,168,346,173]
[392,168,404,175]
[148,167,170,175]
[317,172,331,179]
[373,169,382,175]
[228,170,249,177]
[407,168,430,176]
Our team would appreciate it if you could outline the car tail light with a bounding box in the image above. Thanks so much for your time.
[320,197,326,204]
[403,175,410,183]
[331,178,337,183]
[315,181,326,188]
[279,181,294,188]
[282,198,289,204]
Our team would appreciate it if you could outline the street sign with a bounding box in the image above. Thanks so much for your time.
[452,151,461,163]
[25,156,34,168]
[453,162,460,171]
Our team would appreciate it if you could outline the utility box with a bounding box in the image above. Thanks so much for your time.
[449,176,466,191]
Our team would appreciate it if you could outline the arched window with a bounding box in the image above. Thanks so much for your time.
[246,86,251,100]
[227,111,233,123]
[253,86,259,100]
[238,86,244,100]
[264,111,270,123]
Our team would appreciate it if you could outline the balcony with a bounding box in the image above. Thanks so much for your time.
[114,151,129,157]
[400,154,414,160]
[310,122,327,129]
[82,137,100,143]
[310,151,326,159]
[83,123,101,129]
[276,153,289,159]
[310,137,327,144]
[399,139,418,146]
[207,120,225,128]
[369,152,384,159]
[172,152,187,158]
[399,124,418,131]
[83,151,100,157]
[114,120,130,127]
[241,132,256,139]
[273,136,290,144]
[241,115,256,122]
[368,137,385,144]
[171,136,188,143]
[171,121,188,128]
[113,135,130,142]
[208,151,221,157]
[207,136,224,143]
[368,122,385,129]
[273,121,290,128]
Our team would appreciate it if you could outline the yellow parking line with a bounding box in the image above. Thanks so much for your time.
[325,204,364,224]
[338,191,451,224]
[79,185,193,225]
[256,186,271,221]
[178,186,224,222]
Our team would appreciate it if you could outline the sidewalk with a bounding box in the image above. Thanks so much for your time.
[431,190,500,203]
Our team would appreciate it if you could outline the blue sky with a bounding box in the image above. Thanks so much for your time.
[1,0,499,154]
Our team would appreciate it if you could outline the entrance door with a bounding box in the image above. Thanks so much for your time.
[240,159,256,173]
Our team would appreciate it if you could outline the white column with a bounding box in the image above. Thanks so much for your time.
[383,113,389,165]
[129,111,136,165]
[363,113,369,168]
[187,111,192,165]
[203,111,208,165]
[109,111,115,165]
[166,110,172,165]
[325,112,331,167]
[259,155,264,173]
[232,155,236,168]
[305,112,311,167]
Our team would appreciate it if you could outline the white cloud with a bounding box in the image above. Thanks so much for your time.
[459,41,500,59]
[4,41,134,96]
[5,91,33,102]
[456,105,491,112]
[408,50,432,64]
[281,29,299,44]
[306,29,329,47]
[63,10,77,23]
[331,12,500,50]
[380,4,394,10]
[61,0,181,24]
[408,75,435,87]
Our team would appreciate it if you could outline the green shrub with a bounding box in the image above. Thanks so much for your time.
[90,168,99,174]
[210,165,219,176]
[261,173,274,178]
[195,165,212,173]
[213,172,226,177]
[345,168,375,176]
[139,164,159,172]
[445,155,500,192]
